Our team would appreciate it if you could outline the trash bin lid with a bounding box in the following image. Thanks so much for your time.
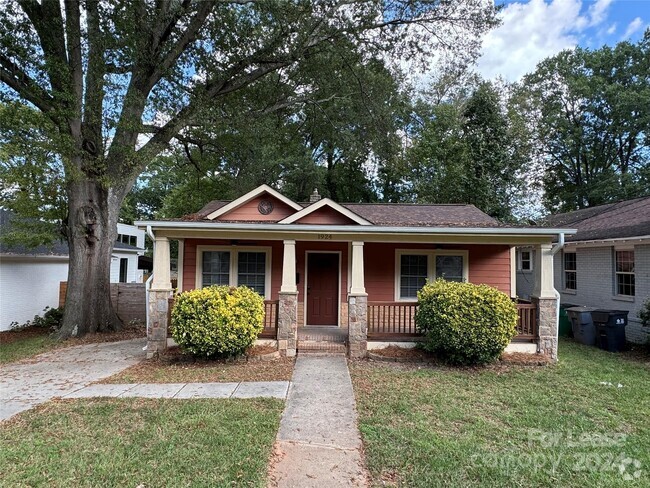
[566,306,598,312]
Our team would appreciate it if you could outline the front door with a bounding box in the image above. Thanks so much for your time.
[306,253,339,326]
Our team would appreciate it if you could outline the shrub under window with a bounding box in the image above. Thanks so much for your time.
[416,280,518,365]
[170,285,264,357]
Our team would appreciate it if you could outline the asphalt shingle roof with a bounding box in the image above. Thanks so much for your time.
[543,196,650,242]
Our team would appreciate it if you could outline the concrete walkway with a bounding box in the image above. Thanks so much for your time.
[269,355,369,487]
[63,381,289,400]
[1,338,146,421]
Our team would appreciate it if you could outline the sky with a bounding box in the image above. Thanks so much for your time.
[476,0,648,80]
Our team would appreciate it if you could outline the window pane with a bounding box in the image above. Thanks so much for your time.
[564,252,576,271]
[400,255,427,298]
[202,251,230,287]
[616,273,635,296]
[436,255,464,282]
[237,252,266,296]
[616,251,634,273]
[565,271,577,290]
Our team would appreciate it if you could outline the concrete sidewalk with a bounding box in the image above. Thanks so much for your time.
[269,355,369,487]
[1,339,146,421]
[63,381,289,400]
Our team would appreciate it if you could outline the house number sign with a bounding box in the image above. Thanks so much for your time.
[317,234,332,240]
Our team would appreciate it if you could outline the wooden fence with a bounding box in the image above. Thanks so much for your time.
[515,302,537,341]
[59,281,146,324]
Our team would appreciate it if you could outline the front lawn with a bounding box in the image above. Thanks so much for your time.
[0,327,56,364]
[0,397,283,487]
[351,339,650,487]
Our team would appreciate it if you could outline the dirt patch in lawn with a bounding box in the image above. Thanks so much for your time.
[0,326,49,345]
[63,322,146,346]
[99,345,295,384]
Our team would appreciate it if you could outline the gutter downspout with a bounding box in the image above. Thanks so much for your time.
[550,232,565,351]
[143,225,155,351]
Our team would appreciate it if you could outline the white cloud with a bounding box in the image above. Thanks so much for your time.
[622,17,644,39]
[475,0,612,81]
[606,23,617,35]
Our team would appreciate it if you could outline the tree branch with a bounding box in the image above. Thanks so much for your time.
[0,55,55,113]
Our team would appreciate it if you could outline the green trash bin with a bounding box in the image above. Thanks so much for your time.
[559,304,575,337]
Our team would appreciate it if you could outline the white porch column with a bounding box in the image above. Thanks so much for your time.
[350,241,366,295]
[151,236,172,291]
[532,243,555,299]
[531,243,559,360]
[280,240,297,293]
[348,241,368,358]
[147,236,173,358]
[278,240,298,356]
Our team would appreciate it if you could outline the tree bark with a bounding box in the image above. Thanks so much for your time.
[57,178,122,338]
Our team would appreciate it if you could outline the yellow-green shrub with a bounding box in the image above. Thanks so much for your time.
[171,285,264,357]
[416,280,518,365]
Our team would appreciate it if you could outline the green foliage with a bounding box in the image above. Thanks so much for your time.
[171,286,265,357]
[416,280,518,365]
[10,306,64,333]
[522,31,650,212]
[406,80,527,219]
[639,298,650,327]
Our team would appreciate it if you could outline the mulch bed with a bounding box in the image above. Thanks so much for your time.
[0,326,50,345]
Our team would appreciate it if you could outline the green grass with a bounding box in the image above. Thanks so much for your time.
[0,398,284,487]
[0,334,56,364]
[350,339,650,487]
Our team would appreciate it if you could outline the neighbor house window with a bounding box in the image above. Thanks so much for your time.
[198,247,270,298]
[519,250,533,271]
[119,258,128,283]
[237,252,267,296]
[202,251,231,287]
[117,234,137,246]
[615,250,635,297]
[563,252,577,291]
[396,250,468,300]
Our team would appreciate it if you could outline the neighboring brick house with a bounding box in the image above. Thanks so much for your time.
[516,196,650,344]
[138,184,576,359]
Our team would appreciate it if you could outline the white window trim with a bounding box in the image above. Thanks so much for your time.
[518,249,533,272]
[195,245,272,299]
[614,247,635,298]
[562,250,577,293]
[394,249,469,301]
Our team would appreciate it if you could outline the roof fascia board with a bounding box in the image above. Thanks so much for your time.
[278,198,372,225]
[564,235,650,248]
[205,184,302,220]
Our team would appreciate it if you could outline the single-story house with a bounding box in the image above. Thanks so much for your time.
[0,210,146,330]
[516,196,649,344]
[137,185,576,359]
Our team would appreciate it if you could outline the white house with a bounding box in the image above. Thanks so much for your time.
[0,210,146,330]
[516,196,649,344]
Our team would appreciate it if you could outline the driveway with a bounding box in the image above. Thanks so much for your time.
[0,338,146,421]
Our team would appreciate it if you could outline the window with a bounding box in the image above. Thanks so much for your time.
[563,252,577,291]
[518,250,533,271]
[237,252,266,296]
[396,250,468,300]
[197,247,271,298]
[117,234,138,247]
[202,251,231,287]
[400,255,428,299]
[119,258,128,283]
[615,250,635,297]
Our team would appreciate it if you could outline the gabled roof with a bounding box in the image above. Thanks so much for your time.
[0,209,69,257]
[544,196,650,242]
[278,198,372,225]
[205,184,302,220]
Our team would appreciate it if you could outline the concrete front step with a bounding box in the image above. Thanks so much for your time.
[298,341,347,354]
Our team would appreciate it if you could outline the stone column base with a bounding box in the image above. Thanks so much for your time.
[147,289,172,358]
[348,294,368,358]
[533,296,559,361]
[278,292,298,357]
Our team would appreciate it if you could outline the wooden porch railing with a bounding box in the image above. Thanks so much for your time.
[515,302,537,341]
[166,297,279,339]
[367,302,421,340]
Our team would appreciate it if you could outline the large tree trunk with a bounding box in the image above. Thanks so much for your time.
[57,179,123,339]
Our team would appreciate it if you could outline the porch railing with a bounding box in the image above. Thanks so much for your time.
[515,302,537,341]
[166,297,279,339]
[367,302,421,340]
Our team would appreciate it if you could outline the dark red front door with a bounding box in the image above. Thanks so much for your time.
[306,253,339,326]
